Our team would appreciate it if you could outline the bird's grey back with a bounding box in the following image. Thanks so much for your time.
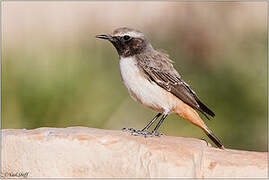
[135,49,215,119]
[136,49,181,78]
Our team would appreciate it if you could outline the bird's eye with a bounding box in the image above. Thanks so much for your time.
[123,35,131,41]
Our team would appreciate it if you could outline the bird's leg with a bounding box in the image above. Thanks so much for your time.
[141,113,162,131]
[122,113,162,137]
[151,114,168,136]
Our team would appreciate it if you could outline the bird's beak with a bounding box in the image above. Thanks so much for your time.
[95,34,113,41]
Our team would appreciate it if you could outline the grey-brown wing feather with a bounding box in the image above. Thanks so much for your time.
[136,52,215,119]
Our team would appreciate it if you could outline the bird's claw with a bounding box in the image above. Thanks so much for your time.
[122,127,164,137]
[122,127,137,133]
[151,131,164,137]
[122,127,152,137]
[132,130,152,137]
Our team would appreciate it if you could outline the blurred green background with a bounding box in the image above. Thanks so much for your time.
[2,2,267,151]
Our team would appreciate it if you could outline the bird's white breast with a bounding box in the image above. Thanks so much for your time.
[119,57,179,113]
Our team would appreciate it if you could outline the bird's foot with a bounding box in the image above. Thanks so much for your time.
[122,127,137,133]
[122,127,152,137]
[151,131,164,137]
[122,128,164,137]
[132,130,153,137]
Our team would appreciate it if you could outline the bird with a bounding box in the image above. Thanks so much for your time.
[96,27,224,149]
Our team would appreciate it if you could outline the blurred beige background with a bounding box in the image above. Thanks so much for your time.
[2,1,267,151]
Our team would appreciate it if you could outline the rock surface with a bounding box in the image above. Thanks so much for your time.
[1,127,268,178]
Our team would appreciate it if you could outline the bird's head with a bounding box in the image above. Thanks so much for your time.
[96,27,152,57]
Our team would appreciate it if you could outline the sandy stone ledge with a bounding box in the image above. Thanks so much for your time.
[1,127,268,178]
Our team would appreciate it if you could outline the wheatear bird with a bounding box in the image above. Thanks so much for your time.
[96,27,224,149]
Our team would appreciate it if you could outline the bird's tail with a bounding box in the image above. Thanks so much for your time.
[175,104,224,149]
[203,127,224,149]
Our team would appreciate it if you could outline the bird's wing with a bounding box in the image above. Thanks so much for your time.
[136,52,215,119]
